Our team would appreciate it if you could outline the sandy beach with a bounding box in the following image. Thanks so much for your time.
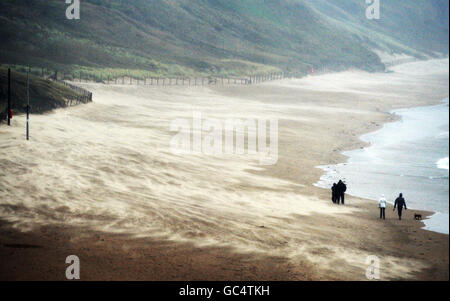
[0,59,448,281]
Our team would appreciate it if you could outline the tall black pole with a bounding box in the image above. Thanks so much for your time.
[26,67,30,140]
[7,68,11,126]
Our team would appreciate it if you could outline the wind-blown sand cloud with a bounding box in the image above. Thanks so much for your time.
[0,59,448,280]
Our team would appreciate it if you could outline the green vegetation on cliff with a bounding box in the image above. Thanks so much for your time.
[0,0,448,77]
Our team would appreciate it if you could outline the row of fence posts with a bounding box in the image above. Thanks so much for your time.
[2,68,94,142]
[52,71,288,86]
[55,77,92,105]
[6,66,310,112]
[32,67,317,87]
[8,68,94,103]
[10,66,313,87]
[2,68,93,127]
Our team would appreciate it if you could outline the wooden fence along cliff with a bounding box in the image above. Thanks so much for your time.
[63,72,289,86]
[3,66,316,113]
[33,67,312,87]
[2,66,314,125]
[55,78,92,106]
[5,65,316,89]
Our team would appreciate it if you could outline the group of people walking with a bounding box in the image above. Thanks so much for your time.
[330,181,408,220]
[379,193,408,220]
[331,180,347,205]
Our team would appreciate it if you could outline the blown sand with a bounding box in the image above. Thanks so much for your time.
[0,59,448,280]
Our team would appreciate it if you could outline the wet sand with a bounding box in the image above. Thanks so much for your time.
[0,59,448,280]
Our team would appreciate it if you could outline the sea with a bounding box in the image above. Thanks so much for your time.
[315,98,449,234]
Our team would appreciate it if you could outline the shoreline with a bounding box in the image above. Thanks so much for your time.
[314,98,449,235]
[1,59,449,280]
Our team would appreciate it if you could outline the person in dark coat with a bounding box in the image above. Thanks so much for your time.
[331,183,338,204]
[393,193,407,220]
[337,180,347,205]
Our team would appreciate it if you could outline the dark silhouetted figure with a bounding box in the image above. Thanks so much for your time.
[337,180,347,205]
[331,183,338,204]
[393,193,407,220]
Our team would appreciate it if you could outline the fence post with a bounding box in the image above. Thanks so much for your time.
[7,68,11,126]
[26,67,30,140]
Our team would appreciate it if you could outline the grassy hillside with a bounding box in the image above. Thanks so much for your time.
[0,68,84,121]
[0,0,448,77]
[306,0,449,57]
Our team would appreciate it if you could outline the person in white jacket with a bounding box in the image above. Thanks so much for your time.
[378,194,387,220]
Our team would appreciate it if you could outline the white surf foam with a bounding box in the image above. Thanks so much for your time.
[437,157,449,170]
